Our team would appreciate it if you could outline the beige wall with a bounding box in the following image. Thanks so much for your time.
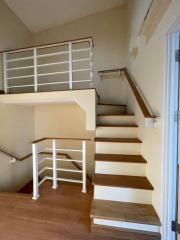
[32,6,128,104]
[0,0,34,192]
[0,0,32,51]
[0,104,34,192]
[126,0,180,220]
[34,104,95,177]
[0,0,33,90]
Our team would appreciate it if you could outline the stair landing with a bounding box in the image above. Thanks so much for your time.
[0,181,116,240]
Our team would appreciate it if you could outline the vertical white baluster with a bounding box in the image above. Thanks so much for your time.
[34,48,38,92]
[89,39,94,88]
[3,53,8,94]
[82,140,87,193]
[52,139,58,189]
[68,42,73,90]
[32,143,40,200]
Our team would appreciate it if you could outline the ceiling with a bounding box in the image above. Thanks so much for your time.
[4,0,125,33]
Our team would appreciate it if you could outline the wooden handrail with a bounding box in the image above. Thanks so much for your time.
[0,36,94,54]
[98,68,122,74]
[122,68,155,118]
[0,149,31,161]
[98,68,155,119]
[31,137,92,144]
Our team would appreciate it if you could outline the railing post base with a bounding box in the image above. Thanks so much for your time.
[32,194,40,201]
[82,188,87,193]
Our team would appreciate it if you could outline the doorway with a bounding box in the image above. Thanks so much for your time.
[163,31,180,240]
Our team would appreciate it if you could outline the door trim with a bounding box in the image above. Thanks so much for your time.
[162,19,180,240]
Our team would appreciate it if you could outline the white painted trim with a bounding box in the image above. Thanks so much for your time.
[93,218,160,233]
[162,24,180,240]
[94,185,152,204]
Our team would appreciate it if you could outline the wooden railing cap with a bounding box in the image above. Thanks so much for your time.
[31,137,92,144]
[0,36,94,54]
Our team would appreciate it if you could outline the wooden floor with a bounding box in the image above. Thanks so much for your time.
[0,181,120,240]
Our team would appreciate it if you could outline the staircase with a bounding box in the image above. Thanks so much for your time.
[90,103,161,240]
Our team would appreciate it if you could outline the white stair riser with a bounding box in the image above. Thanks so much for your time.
[96,142,141,154]
[94,185,152,204]
[96,127,138,138]
[95,162,146,176]
[93,219,160,233]
[97,105,126,115]
[97,116,136,125]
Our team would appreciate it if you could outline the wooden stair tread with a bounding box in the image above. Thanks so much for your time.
[97,113,134,116]
[93,174,154,190]
[98,103,126,107]
[95,137,142,143]
[91,223,161,240]
[94,154,147,163]
[97,124,138,128]
[91,199,161,226]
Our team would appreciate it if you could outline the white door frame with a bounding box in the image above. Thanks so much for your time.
[162,16,180,240]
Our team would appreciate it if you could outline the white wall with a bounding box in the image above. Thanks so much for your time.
[126,0,180,220]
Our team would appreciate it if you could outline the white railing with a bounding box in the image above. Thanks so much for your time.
[32,137,89,200]
[3,37,94,94]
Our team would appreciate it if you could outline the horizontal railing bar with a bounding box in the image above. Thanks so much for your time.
[57,178,83,184]
[38,71,68,76]
[7,56,33,62]
[37,81,68,86]
[46,148,82,152]
[57,168,82,173]
[38,166,82,174]
[72,80,91,83]
[7,74,34,80]
[38,167,52,175]
[45,157,83,163]
[7,65,34,71]
[72,48,90,53]
[38,158,47,165]
[37,51,69,58]
[72,58,90,62]
[37,61,69,67]
[7,84,34,89]
[1,37,93,54]
[44,176,83,184]
[34,48,90,59]
[72,68,90,72]
[38,177,47,187]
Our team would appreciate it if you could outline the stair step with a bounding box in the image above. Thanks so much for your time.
[97,104,126,115]
[94,154,147,163]
[93,174,153,190]
[98,103,126,107]
[97,124,138,127]
[91,223,161,240]
[96,126,138,138]
[97,114,136,125]
[95,138,142,143]
[97,113,134,117]
[91,199,161,226]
